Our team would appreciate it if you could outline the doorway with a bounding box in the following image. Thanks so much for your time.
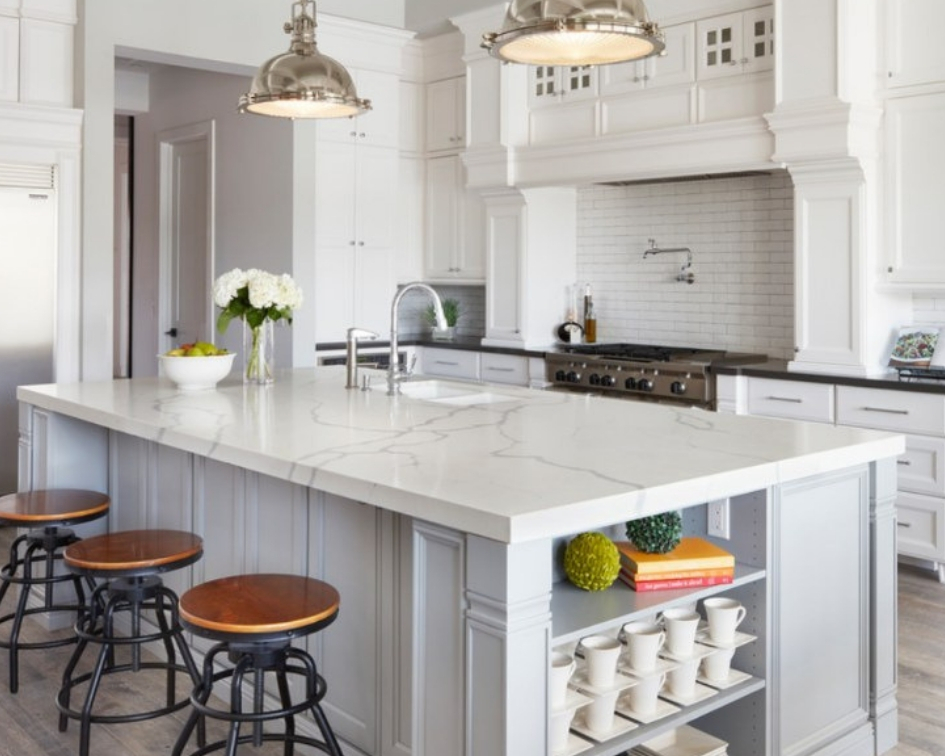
[157,120,216,354]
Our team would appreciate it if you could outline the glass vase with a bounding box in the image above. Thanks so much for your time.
[243,319,274,385]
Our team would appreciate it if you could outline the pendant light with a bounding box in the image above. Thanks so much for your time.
[239,0,370,119]
[482,0,665,67]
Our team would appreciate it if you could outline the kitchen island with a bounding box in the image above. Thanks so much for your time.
[18,367,903,756]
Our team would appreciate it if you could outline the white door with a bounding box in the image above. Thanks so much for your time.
[159,121,215,351]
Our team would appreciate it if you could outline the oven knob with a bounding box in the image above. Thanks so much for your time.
[589,374,601,386]
[624,377,638,390]
[601,375,616,388]
[638,378,654,392]
[671,381,687,395]
[566,371,581,383]
[555,370,567,382]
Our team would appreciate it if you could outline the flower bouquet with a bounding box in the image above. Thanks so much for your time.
[213,268,303,384]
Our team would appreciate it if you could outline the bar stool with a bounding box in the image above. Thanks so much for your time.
[0,489,110,693]
[172,573,344,756]
[56,529,204,756]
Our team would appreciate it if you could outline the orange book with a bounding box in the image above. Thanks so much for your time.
[615,537,734,575]
[630,566,734,582]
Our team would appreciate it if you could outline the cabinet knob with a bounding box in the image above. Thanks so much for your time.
[349,240,356,246]
[359,132,366,138]
[358,241,365,247]
[349,131,357,137]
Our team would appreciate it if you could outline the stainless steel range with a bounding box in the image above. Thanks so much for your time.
[545,343,764,409]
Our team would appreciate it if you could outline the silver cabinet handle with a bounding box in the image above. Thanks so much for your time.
[767,396,802,403]
[434,360,460,366]
[897,459,912,466]
[897,522,912,528]
[863,406,909,415]
[486,367,515,373]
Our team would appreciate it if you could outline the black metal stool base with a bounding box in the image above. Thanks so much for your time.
[0,527,93,693]
[57,575,202,756]
[173,639,344,756]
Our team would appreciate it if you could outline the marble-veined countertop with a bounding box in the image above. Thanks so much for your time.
[18,366,903,543]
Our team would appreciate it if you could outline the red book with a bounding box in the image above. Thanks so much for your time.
[619,569,734,592]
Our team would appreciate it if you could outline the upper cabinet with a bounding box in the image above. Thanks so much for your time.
[599,23,695,96]
[696,6,774,80]
[885,0,945,89]
[425,76,466,153]
[316,68,400,149]
[884,93,945,286]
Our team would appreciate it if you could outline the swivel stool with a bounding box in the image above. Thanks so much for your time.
[56,529,204,756]
[172,573,344,756]
[0,489,110,693]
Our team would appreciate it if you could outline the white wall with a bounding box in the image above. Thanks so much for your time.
[576,172,794,359]
[131,65,294,376]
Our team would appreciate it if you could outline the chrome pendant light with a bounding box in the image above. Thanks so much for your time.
[239,0,370,119]
[482,0,665,67]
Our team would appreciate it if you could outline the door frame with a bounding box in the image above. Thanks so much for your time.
[157,119,216,353]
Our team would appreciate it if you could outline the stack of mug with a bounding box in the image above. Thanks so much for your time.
[698,596,752,686]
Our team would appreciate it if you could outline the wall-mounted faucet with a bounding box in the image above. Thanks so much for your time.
[643,238,695,284]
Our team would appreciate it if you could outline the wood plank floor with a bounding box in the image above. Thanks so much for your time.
[1,531,943,754]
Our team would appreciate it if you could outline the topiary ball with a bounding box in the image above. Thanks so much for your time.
[563,532,621,591]
[625,511,683,554]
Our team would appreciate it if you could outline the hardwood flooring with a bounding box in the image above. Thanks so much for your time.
[1,526,944,754]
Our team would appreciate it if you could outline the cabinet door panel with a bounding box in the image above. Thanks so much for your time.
[315,141,357,248]
[356,144,397,249]
[697,12,740,80]
[602,87,693,135]
[898,435,945,496]
[698,72,773,122]
[315,246,356,343]
[886,0,945,88]
[885,94,945,283]
[747,378,835,423]
[897,491,945,561]
[425,156,461,278]
[426,77,463,152]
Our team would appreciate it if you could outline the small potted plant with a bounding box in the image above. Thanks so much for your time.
[426,298,460,340]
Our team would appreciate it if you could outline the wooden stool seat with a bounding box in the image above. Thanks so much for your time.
[0,489,110,526]
[64,529,203,576]
[172,574,343,756]
[0,489,109,693]
[179,574,339,638]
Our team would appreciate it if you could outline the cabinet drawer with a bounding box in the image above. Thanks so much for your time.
[836,386,945,435]
[897,491,945,561]
[480,353,528,386]
[420,347,480,380]
[746,378,834,422]
[899,435,945,496]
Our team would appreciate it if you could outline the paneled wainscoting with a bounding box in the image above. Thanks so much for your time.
[0,518,942,755]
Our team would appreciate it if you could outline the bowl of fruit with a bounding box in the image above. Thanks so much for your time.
[159,342,236,391]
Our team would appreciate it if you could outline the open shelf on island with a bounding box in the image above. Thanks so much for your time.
[551,562,765,645]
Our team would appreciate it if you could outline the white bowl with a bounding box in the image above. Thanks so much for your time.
[158,353,236,391]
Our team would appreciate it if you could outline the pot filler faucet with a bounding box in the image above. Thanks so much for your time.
[388,282,447,396]
[644,238,695,284]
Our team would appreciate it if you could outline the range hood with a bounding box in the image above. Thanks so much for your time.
[599,170,775,187]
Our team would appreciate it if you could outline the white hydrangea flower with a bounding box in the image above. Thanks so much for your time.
[276,274,304,310]
[246,269,281,310]
[212,268,247,307]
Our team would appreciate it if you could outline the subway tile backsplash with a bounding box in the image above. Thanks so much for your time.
[576,172,795,360]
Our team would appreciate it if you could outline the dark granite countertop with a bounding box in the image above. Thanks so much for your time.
[316,336,549,359]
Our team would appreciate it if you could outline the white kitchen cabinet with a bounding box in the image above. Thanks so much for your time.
[746,377,835,423]
[696,6,774,81]
[884,92,945,286]
[424,155,484,282]
[482,193,524,344]
[419,346,479,381]
[315,68,399,149]
[0,17,18,103]
[314,138,398,342]
[528,64,597,107]
[425,76,465,153]
[480,352,529,386]
[885,0,945,89]
[599,23,695,96]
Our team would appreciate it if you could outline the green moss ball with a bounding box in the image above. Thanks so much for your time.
[563,532,621,591]
[625,511,683,554]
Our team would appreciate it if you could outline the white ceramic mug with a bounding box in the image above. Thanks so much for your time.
[703,597,747,644]
[550,651,576,709]
[621,620,666,673]
[626,671,666,715]
[579,634,622,688]
[584,688,620,733]
[550,706,576,753]
[666,657,700,699]
[661,607,701,657]
[702,646,736,682]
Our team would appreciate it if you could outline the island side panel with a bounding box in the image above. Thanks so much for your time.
[871,457,899,754]
[464,534,553,756]
[773,466,874,756]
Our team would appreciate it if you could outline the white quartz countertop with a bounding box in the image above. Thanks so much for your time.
[18,367,904,543]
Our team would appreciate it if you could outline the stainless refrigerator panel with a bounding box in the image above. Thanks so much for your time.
[0,187,56,492]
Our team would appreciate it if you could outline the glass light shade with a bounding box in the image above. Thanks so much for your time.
[239,0,370,120]
[483,0,664,66]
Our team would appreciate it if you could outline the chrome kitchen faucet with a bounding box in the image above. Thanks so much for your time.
[388,282,447,395]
